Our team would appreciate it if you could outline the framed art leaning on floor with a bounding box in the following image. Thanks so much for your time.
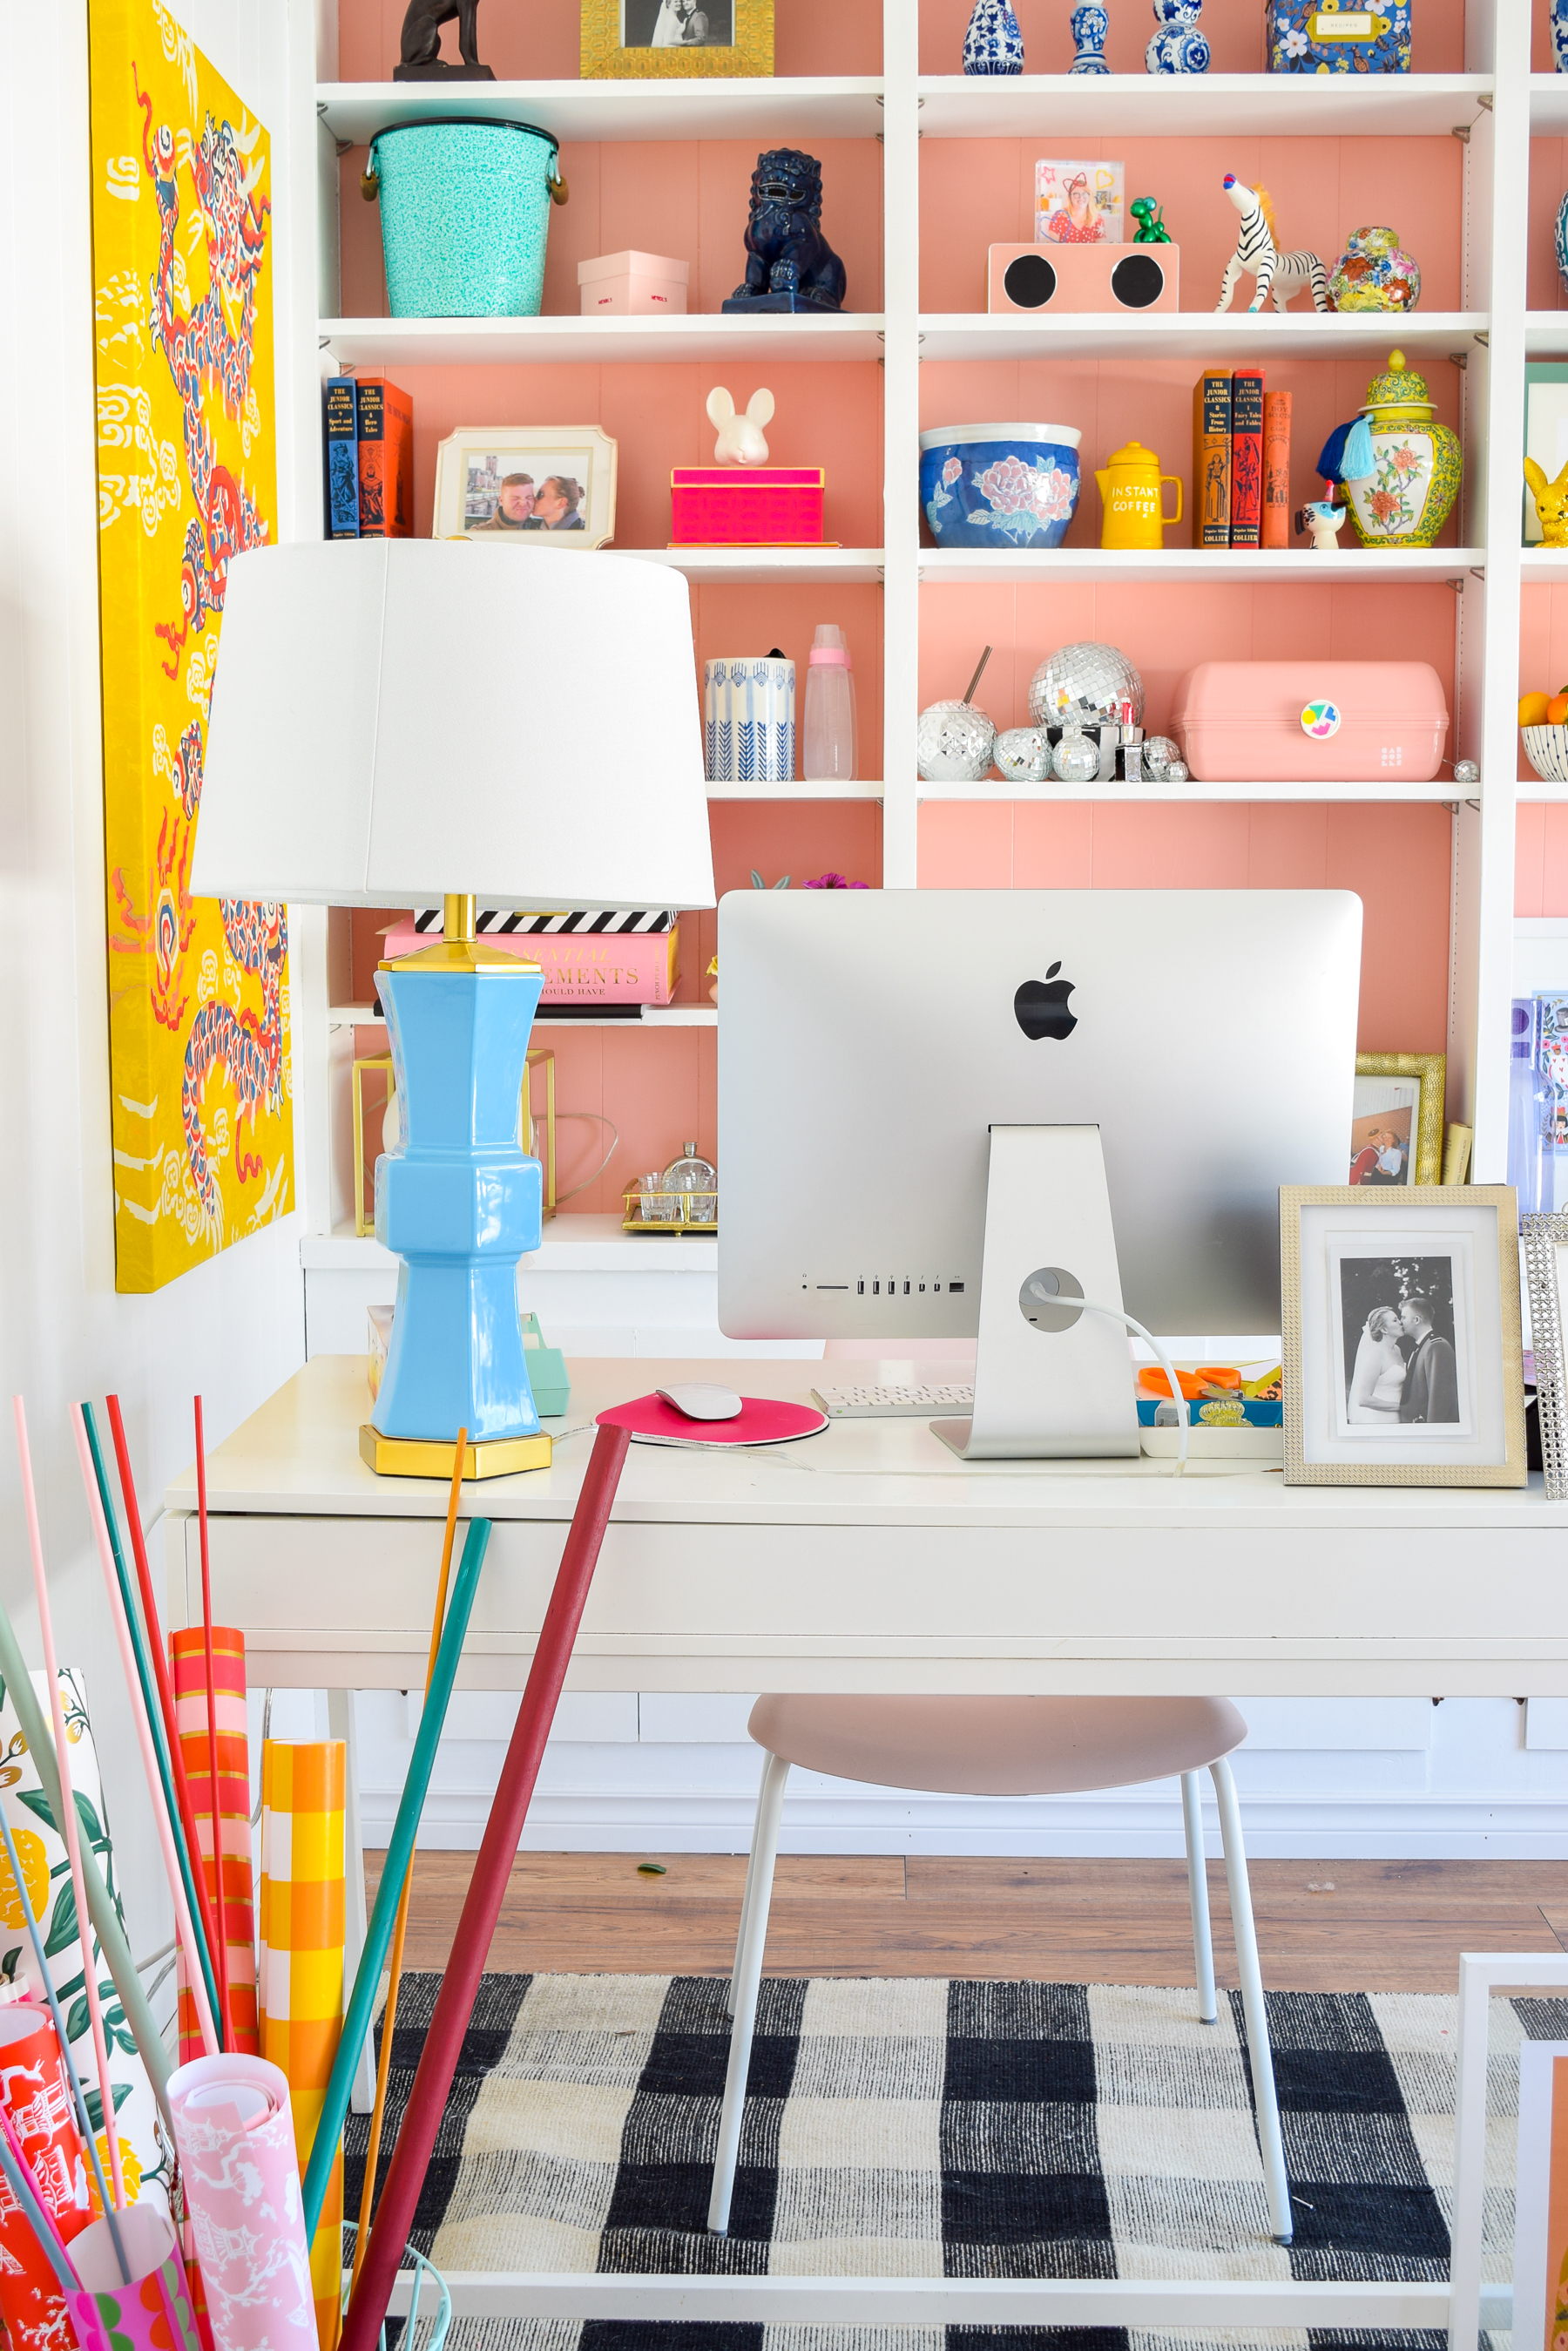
[1281,1185,1527,1487]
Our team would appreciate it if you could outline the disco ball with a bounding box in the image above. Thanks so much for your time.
[916,699,997,783]
[1142,735,1180,779]
[1053,729,1101,785]
[1028,642,1144,733]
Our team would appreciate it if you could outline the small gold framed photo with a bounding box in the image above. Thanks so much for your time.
[431,425,618,549]
[1281,1184,1527,1487]
[1348,1052,1444,1188]
[581,0,774,78]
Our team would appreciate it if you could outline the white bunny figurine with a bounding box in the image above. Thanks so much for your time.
[706,384,774,466]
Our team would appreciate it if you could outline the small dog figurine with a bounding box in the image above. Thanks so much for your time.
[1297,499,1348,551]
[395,0,492,78]
[726,150,846,313]
[1526,455,1568,548]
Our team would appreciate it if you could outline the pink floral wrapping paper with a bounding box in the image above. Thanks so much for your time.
[166,2057,314,2351]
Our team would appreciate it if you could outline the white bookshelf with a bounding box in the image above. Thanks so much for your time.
[291,0,1535,1260]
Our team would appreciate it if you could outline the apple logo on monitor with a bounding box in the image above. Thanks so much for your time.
[1014,964,1077,1041]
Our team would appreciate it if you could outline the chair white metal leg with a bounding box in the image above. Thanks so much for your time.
[1211,1756,1292,2246]
[709,1749,789,2235]
[726,1766,770,2016]
[1180,1769,1218,2024]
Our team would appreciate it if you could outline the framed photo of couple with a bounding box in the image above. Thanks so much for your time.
[432,426,618,549]
[581,0,774,77]
[1281,1185,1527,1487]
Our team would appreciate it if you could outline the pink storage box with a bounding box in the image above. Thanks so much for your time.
[670,466,826,545]
[383,916,680,1005]
[1170,661,1449,783]
[578,250,688,315]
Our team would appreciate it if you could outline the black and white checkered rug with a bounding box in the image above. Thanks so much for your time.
[347,1971,1552,2340]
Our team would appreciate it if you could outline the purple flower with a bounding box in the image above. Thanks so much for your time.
[802,872,868,889]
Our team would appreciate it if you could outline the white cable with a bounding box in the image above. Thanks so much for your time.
[1069,1297,1189,1477]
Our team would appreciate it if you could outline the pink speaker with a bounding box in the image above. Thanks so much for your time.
[987,241,1179,315]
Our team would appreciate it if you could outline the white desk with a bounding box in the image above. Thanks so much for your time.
[162,1354,1547,2339]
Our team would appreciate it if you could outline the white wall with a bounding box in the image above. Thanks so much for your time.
[0,0,308,1961]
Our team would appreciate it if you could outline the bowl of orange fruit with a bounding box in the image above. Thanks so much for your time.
[1520,690,1568,783]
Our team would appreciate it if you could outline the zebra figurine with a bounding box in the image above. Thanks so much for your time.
[1214,174,1328,314]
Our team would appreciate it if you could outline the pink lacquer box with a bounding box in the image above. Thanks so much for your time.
[383,914,680,1005]
[1171,660,1449,783]
[578,249,689,315]
[670,466,827,545]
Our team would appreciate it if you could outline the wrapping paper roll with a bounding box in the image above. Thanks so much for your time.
[0,1669,166,2217]
[258,1743,345,2351]
[68,2203,201,2351]
[171,1630,258,2057]
[167,2055,314,2351]
[0,2000,90,2351]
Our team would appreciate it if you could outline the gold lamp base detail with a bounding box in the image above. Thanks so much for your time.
[359,1425,553,1480]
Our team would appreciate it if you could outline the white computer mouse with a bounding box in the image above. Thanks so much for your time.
[657,1382,743,1421]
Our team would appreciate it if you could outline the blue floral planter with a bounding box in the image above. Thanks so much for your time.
[921,424,1082,550]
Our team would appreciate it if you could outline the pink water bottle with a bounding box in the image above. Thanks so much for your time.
[803,624,856,782]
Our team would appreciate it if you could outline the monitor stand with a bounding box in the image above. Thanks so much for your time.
[930,1124,1141,1461]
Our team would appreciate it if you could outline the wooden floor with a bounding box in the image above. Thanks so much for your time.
[366,1851,1568,1995]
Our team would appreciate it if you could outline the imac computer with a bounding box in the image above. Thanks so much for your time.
[717,889,1362,1459]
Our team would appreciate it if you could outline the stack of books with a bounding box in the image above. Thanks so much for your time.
[321,370,414,541]
[1191,369,1292,551]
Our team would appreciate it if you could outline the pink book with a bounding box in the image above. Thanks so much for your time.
[382,913,680,1005]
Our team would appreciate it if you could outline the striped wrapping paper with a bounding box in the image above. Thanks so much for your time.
[170,1629,257,2059]
[258,1743,345,2351]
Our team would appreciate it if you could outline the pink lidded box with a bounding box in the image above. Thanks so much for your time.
[670,466,826,545]
[1170,661,1449,783]
[383,912,680,1005]
[578,250,689,315]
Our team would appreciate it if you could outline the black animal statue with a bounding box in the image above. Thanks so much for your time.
[722,149,846,315]
[395,0,495,79]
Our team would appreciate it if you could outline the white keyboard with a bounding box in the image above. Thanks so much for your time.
[811,1381,976,1419]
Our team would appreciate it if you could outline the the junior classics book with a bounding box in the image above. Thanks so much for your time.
[321,376,359,539]
[1035,159,1125,244]
[355,373,414,539]
[1192,368,1232,548]
[1229,369,1265,548]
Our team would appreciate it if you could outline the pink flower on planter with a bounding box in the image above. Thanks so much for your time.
[802,872,868,889]
[976,456,1075,524]
[942,457,963,486]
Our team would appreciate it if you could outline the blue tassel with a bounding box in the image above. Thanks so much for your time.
[1341,415,1375,481]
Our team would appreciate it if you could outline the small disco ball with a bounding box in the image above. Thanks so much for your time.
[1141,734,1180,778]
[1452,758,1479,785]
[1053,729,1101,785]
[1162,758,1190,783]
[916,699,997,783]
[1029,641,1144,733]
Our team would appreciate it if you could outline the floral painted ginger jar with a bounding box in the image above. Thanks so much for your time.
[1345,349,1461,551]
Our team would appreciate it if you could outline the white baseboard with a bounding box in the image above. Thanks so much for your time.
[360,1783,1568,1860]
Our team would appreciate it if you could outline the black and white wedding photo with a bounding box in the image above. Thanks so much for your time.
[1337,1253,1462,1428]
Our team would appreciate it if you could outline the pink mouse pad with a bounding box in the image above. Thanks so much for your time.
[596,1394,828,1448]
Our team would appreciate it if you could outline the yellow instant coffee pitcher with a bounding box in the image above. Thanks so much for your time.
[1096,440,1183,550]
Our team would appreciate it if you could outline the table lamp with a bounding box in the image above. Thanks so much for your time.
[194,540,714,1477]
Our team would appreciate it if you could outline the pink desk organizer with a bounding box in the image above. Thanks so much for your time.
[670,467,826,545]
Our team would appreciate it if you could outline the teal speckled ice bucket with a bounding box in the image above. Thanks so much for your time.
[364,119,565,319]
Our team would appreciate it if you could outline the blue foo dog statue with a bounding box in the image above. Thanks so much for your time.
[722,149,847,314]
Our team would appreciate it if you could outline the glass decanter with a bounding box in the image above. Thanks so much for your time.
[663,1139,717,1225]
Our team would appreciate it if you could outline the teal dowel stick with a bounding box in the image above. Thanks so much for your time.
[80,1403,222,2043]
[0,1596,174,2133]
[301,1515,492,2240]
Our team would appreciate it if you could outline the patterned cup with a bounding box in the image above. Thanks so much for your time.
[704,658,795,784]
[66,2205,201,2351]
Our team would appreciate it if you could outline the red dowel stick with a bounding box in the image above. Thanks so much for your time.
[193,1396,233,2050]
[105,1394,226,2050]
[341,1422,630,2351]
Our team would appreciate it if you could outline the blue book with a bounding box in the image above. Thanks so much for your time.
[322,377,359,539]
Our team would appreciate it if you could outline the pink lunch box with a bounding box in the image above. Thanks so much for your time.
[1169,661,1450,783]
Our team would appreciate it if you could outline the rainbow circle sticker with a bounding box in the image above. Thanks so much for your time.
[1301,699,1342,739]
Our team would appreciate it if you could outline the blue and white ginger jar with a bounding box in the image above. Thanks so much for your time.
[963,0,1024,74]
[1557,190,1568,301]
[1146,0,1210,73]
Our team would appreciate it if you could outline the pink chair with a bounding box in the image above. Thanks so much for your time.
[707,1693,1291,2245]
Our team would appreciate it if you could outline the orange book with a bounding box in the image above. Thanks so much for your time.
[1192,368,1231,548]
[355,373,414,539]
[1261,390,1292,550]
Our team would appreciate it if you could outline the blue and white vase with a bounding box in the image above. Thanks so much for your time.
[1558,190,1568,300]
[704,657,794,784]
[1553,0,1568,72]
[963,0,1024,74]
[1069,4,1111,74]
[1146,0,1209,72]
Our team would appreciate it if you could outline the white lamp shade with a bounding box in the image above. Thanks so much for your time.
[193,541,715,909]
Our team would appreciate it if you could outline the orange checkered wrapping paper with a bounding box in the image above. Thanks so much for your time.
[171,1627,258,2059]
[259,1741,346,2351]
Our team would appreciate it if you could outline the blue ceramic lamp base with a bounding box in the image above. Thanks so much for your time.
[364,900,550,1479]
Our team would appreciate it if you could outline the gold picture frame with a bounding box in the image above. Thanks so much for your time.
[581,0,774,78]
[1281,1184,1527,1487]
[353,1047,557,1240]
[1352,1052,1445,1186]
